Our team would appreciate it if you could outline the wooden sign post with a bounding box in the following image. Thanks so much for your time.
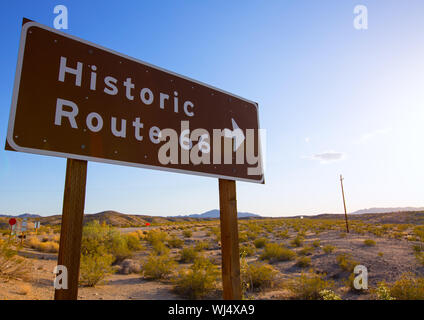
[54,159,87,300]
[340,174,349,233]
[219,179,242,300]
[7,19,263,301]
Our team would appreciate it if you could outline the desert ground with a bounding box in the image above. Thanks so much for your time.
[1,211,424,300]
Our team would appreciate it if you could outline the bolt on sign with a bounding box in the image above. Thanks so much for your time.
[6,20,264,183]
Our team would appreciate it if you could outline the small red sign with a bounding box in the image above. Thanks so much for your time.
[145,223,150,226]
[9,218,17,226]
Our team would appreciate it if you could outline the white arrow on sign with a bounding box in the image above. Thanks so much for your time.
[224,118,245,152]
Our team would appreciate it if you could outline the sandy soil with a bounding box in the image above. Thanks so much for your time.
[1,221,423,300]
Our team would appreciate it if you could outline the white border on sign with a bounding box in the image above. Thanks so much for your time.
[7,21,264,184]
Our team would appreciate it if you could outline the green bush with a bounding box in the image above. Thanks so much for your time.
[179,246,198,263]
[277,230,290,239]
[240,244,255,257]
[296,256,311,268]
[312,240,320,248]
[323,245,335,254]
[167,236,184,248]
[298,246,314,256]
[290,236,304,247]
[125,233,144,251]
[152,241,170,255]
[195,241,211,251]
[146,229,169,245]
[174,257,220,299]
[289,272,333,300]
[336,253,358,273]
[182,230,193,238]
[388,273,424,300]
[142,254,176,280]
[373,282,395,300]
[363,239,376,247]
[81,221,134,263]
[254,238,268,249]
[319,289,341,300]
[79,251,115,287]
[260,243,296,262]
[415,252,424,266]
[242,262,278,292]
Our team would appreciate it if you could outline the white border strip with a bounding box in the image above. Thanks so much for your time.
[6,21,264,184]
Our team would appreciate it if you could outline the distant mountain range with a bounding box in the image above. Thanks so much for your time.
[351,207,424,215]
[176,209,261,219]
[0,213,41,218]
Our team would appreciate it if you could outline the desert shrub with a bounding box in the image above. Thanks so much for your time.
[323,245,335,254]
[312,240,320,248]
[415,252,424,266]
[195,241,211,251]
[142,254,176,280]
[319,289,341,300]
[373,282,395,300]
[253,238,268,249]
[39,241,59,253]
[246,223,261,234]
[388,273,424,300]
[27,237,59,253]
[289,272,333,300]
[0,241,32,280]
[363,239,376,247]
[152,241,170,255]
[378,252,384,257]
[246,231,258,241]
[182,230,192,238]
[240,244,255,257]
[173,257,220,299]
[179,246,198,263]
[79,251,115,287]
[297,230,306,238]
[81,221,134,263]
[339,232,347,238]
[336,253,358,273]
[260,243,295,262]
[242,262,278,292]
[209,227,221,242]
[238,232,249,243]
[146,229,168,245]
[298,246,314,256]
[412,244,424,254]
[125,233,143,251]
[413,226,424,242]
[167,236,184,248]
[290,236,304,247]
[296,256,311,268]
[277,230,290,239]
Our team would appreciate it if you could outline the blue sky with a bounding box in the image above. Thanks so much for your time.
[1,1,423,217]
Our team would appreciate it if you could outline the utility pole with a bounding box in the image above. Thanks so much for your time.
[340,174,349,233]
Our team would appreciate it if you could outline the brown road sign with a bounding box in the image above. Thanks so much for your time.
[7,21,264,183]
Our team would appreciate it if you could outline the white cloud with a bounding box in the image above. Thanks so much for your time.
[304,137,310,143]
[303,151,346,164]
[354,128,391,144]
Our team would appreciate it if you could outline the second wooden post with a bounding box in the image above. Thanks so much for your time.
[54,159,88,300]
[219,178,242,300]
